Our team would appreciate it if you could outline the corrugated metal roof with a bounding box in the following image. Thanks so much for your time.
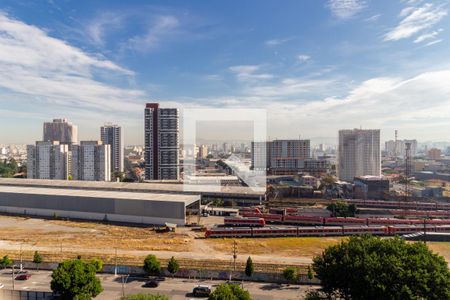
[0,178,264,196]
[0,185,199,204]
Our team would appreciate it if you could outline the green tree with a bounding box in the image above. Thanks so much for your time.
[51,259,103,300]
[113,171,125,182]
[313,235,450,300]
[245,256,254,278]
[33,251,43,270]
[209,284,252,300]
[282,267,298,285]
[0,255,12,269]
[121,294,169,300]
[143,254,161,275]
[326,200,356,217]
[89,258,104,273]
[319,174,336,190]
[167,256,179,277]
[307,265,314,283]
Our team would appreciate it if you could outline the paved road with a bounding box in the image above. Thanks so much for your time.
[0,269,314,300]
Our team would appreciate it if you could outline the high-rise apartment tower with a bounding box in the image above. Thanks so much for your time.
[144,103,179,180]
[100,124,124,174]
[43,118,78,145]
[27,141,69,180]
[338,129,381,182]
[71,141,111,181]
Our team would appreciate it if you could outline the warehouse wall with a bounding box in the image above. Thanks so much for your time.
[0,192,194,225]
[0,206,185,225]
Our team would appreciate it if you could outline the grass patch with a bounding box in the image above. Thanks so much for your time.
[206,236,343,257]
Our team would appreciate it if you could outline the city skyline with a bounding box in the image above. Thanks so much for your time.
[0,0,450,144]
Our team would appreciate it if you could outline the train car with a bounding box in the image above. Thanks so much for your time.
[426,219,450,225]
[325,217,367,226]
[205,227,253,238]
[391,210,450,218]
[367,218,416,225]
[346,199,438,210]
[283,215,324,225]
[259,213,284,223]
[436,203,450,210]
[224,217,265,227]
[343,226,387,235]
[318,226,344,236]
[434,225,450,233]
[387,225,426,235]
[251,227,298,237]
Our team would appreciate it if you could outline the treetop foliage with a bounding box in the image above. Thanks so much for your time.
[50,259,103,300]
[313,235,450,300]
[245,256,254,277]
[143,254,161,275]
[326,200,356,217]
[208,284,252,300]
[121,294,169,300]
[167,256,179,275]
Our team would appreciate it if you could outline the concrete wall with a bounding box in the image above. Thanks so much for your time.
[19,261,319,285]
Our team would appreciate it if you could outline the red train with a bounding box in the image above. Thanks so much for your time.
[205,224,450,238]
[242,213,450,226]
[389,209,450,218]
[345,199,450,210]
[224,217,266,227]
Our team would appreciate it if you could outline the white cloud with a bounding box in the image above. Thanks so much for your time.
[297,54,311,62]
[327,0,366,20]
[86,12,126,45]
[265,38,292,47]
[413,28,443,43]
[247,78,335,97]
[384,3,447,41]
[175,69,450,141]
[424,39,443,46]
[229,65,274,81]
[127,15,179,52]
[365,14,381,22]
[0,11,146,114]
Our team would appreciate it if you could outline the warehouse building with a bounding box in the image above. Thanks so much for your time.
[0,185,200,226]
[0,178,265,205]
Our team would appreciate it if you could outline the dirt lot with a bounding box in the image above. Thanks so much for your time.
[0,215,316,272]
[2,215,450,273]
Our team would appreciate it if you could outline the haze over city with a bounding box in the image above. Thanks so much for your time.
[1,0,450,144]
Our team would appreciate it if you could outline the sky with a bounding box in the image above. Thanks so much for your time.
[0,0,449,145]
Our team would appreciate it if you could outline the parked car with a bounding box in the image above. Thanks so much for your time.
[142,280,159,288]
[193,285,211,297]
[15,273,31,280]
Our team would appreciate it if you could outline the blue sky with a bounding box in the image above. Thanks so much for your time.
[0,0,449,144]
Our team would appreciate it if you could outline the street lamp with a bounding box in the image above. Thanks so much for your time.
[121,274,130,297]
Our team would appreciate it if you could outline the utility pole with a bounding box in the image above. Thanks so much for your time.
[121,274,129,297]
[19,243,23,271]
[233,240,237,271]
[198,196,202,225]
[114,248,118,276]
[423,218,427,244]
[12,264,16,291]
